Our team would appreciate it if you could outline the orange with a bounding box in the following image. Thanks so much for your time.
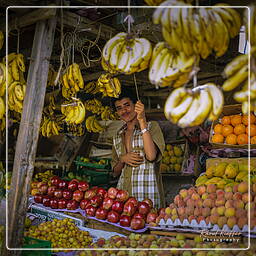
[231,115,242,127]
[246,124,256,137]
[225,134,237,145]
[221,116,231,125]
[242,113,256,125]
[237,133,249,145]
[212,134,224,143]
[214,124,223,134]
[251,136,256,144]
[222,125,234,137]
[234,124,246,135]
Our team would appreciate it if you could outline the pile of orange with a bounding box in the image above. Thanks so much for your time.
[212,113,256,145]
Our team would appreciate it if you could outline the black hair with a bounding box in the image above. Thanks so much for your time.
[111,87,137,108]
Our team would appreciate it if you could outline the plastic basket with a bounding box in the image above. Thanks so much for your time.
[22,237,51,256]
[75,156,111,170]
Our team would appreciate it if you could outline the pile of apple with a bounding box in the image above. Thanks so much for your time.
[32,176,158,230]
[156,181,256,231]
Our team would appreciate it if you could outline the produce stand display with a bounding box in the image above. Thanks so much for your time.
[1,1,256,256]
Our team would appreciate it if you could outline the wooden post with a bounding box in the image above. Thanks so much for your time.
[3,16,56,255]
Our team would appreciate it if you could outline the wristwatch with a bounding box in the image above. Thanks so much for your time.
[141,127,149,134]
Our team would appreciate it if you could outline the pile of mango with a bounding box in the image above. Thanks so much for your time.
[196,161,254,189]
[160,144,184,173]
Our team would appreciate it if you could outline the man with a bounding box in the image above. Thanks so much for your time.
[111,90,165,208]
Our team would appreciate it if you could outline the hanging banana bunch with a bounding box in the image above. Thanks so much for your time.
[0,31,4,50]
[164,83,224,127]
[67,123,85,137]
[100,106,118,121]
[61,63,84,98]
[97,74,121,98]
[40,116,63,137]
[8,81,26,113]
[84,81,100,94]
[61,98,86,124]
[85,115,105,133]
[0,96,5,120]
[47,65,58,87]
[149,42,199,88]
[153,1,241,59]
[84,99,104,115]
[0,62,12,97]
[102,32,152,75]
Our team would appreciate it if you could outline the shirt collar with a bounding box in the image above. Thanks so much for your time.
[117,122,141,135]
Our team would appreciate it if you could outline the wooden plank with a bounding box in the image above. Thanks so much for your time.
[4,8,57,32]
[62,11,118,40]
[5,17,56,254]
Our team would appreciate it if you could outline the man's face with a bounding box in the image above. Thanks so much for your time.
[115,98,137,123]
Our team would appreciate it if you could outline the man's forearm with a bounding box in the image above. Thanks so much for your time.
[113,160,125,177]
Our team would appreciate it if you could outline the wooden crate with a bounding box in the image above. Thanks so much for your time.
[209,104,256,149]
[206,157,256,169]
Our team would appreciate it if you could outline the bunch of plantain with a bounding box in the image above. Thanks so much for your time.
[85,115,105,133]
[164,83,224,128]
[149,42,199,88]
[61,98,86,124]
[47,65,58,87]
[97,73,121,98]
[84,98,104,115]
[40,116,62,137]
[153,1,241,59]
[61,63,84,98]
[101,106,118,121]
[67,123,85,136]
[102,32,152,75]
[4,53,26,83]
[8,81,26,113]
[0,96,5,120]
[144,0,193,5]
[84,81,100,94]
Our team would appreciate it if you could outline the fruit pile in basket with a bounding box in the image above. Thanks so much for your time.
[160,144,184,173]
[211,113,256,145]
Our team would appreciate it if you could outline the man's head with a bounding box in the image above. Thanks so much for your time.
[112,88,137,123]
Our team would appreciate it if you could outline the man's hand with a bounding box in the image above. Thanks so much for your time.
[120,152,144,167]
[135,100,146,123]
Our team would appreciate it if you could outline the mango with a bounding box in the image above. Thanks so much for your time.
[213,162,228,177]
[224,162,239,179]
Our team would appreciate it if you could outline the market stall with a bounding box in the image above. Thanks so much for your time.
[0,0,256,255]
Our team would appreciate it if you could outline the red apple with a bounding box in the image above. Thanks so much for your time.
[123,202,136,216]
[133,213,146,220]
[53,189,63,199]
[130,217,145,230]
[85,205,97,217]
[102,197,114,210]
[68,180,79,191]
[120,215,131,227]
[91,186,99,192]
[90,195,103,207]
[95,208,108,220]
[62,189,73,200]
[39,184,48,195]
[111,201,124,214]
[66,200,79,210]
[50,176,61,186]
[146,212,158,224]
[34,194,43,204]
[42,196,51,207]
[50,198,59,209]
[158,208,166,216]
[47,186,57,197]
[107,187,118,199]
[78,181,89,192]
[80,199,91,210]
[116,190,129,202]
[142,198,153,209]
[58,180,68,190]
[138,202,150,215]
[58,199,67,209]
[107,210,120,223]
[73,190,84,202]
[97,188,107,198]
[84,189,97,200]
[126,197,138,208]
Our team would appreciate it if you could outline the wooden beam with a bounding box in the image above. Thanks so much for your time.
[4,17,56,254]
[62,11,118,40]
[3,7,57,32]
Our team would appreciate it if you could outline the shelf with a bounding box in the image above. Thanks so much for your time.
[89,141,112,150]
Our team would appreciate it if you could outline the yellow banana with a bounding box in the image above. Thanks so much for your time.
[10,60,20,81]
[16,53,25,72]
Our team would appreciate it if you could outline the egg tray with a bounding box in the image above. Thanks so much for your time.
[150,217,256,236]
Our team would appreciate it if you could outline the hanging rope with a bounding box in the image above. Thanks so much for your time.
[123,0,134,34]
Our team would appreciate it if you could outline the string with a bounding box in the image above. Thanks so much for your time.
[133,73,140,101]
[17,29,20,54]
[128,0,131,34]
